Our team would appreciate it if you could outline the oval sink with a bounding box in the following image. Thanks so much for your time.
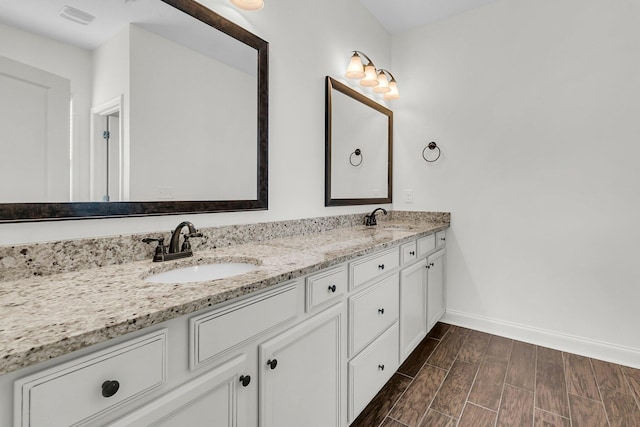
[145,263,258,284]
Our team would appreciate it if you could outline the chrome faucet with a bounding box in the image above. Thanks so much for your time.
[364,208,388,226]
[143,221,203,262]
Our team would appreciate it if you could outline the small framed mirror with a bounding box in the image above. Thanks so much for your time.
[325,76,392,206]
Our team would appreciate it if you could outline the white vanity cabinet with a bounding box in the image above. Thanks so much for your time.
[5,226,448,427]
[347,248,401,422]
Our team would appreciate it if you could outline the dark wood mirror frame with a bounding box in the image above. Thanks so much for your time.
[0,0,268,223]
[325,76,392,207]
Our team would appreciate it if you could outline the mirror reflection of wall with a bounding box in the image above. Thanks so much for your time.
[331,89,388,199]
[0,0,258,204]
[325,76,392,206]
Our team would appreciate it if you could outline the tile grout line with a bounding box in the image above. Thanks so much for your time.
[416,326,469,427]
[590,358,612,427]
[492,340,514,427]
[454,328,490,427]
[620,367,640,414]
[562,351,574,426]
[532,345,538,427]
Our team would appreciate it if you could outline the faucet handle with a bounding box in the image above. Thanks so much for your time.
[180,232,202,252]
[142,237,165,245]
[142,237,166,261]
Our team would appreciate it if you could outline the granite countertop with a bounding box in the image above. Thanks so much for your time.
[0,221,448,375]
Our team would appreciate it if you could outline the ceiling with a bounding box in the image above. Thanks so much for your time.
[359,0,498,34]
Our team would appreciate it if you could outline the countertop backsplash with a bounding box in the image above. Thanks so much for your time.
[0,211,450,282]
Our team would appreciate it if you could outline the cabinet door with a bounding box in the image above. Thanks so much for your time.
[259,303,344,427]
[400,259,427,361]
[427,249,446,331]
[108,354,253,427]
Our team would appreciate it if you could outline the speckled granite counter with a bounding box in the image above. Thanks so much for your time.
[0,217,448,375]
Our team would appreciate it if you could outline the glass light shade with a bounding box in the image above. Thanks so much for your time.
[373,72,390,93]
[360,64,379,87]
[230,0,264,11]
[345,54,365,79]
[384,81,400,100]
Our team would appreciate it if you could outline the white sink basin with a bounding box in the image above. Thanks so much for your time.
[145,263,258,284]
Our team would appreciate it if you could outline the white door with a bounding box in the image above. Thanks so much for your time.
[0,55,70,202]
[427,249,446,331]
[259,303,344,427]
[108,355,252,427]
[399,259,428,360]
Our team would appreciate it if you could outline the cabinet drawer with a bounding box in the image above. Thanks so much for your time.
[349,247,399,291]
[191,283,298,369]
[436,230,446,248]
[15,329,167,427]
[348,323,399,422]
[417,234,436,257]
[306,265,346,312]
[400,241,417,266]
[349,273,399,357]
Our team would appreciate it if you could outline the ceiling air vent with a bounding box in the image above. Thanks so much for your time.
[59,6,95,25]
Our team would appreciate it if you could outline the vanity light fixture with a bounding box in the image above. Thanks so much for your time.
[344,51,400,100]
[230,0,264,11]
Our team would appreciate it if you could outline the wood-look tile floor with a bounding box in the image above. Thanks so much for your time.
[351,322,640,427]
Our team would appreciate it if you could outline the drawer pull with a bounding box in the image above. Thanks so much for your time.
[378,264,385,270]
[426,265,431,270]
[239,375,251,387]
[378,308,385,315]
[267,359,278,370]
[101,380,120,398]
[430,262,435,267]
[440,237,446,241]
[378,364,385,371]
[409,251,415,256]
[328,284,337,293]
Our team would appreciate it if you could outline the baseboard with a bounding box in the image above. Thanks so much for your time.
[442,310,640,369]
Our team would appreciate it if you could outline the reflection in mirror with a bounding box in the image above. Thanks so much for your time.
[325,76,392,206]
[0,0,268,221]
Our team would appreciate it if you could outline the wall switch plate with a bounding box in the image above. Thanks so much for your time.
[403,189,413,203]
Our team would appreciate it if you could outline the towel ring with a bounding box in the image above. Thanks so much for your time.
[422,141,441,163]
[349,148,363,167]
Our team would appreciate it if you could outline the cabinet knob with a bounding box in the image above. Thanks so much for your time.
[267,359,278,370]
[101,380,120,398]
[409,251,415,256]
[426,265,430,269]
[378,364,385,371]
[328,284,337,293]
[239,375,251,387]
[378,264,385,270]
[378,308,385,315]
[430,262,435,267]
[440,237,446,241]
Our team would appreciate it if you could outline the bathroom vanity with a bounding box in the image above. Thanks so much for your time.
[0,215,448,426]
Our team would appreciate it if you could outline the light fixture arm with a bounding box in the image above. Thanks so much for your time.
[353,50,376,67]
[378,68,397,82]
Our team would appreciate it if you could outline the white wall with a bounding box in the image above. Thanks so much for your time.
[392,0,640,363]
[0,0,390,244]
[128,24,256,200]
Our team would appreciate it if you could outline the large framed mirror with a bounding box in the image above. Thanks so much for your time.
[325,76,392,206]
[0,0,268,222]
